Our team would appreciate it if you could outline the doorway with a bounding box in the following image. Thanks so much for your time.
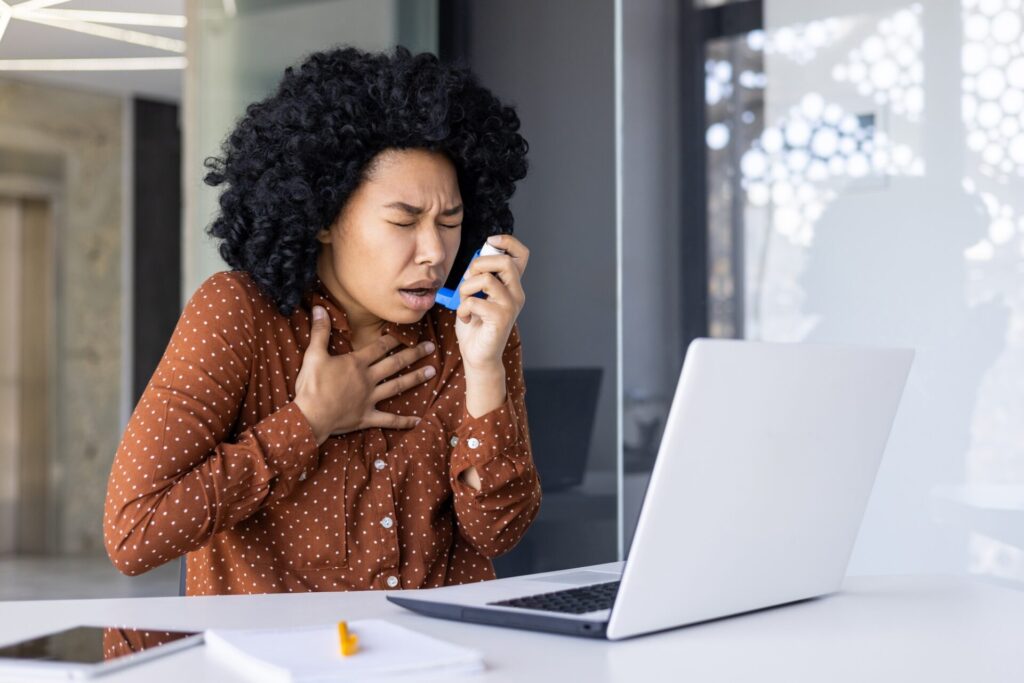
[0,192,56,556]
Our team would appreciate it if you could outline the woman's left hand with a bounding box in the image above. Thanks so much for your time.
[455,233,529,371]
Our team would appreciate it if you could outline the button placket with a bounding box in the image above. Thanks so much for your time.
[366,427,401,575]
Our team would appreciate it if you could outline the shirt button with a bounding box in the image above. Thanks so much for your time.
[380,516,394,530]
[374,459,386,471]
[386,576,400,588]
[298,471,307,481]
[449,435,459,447]
[467,437,480,449]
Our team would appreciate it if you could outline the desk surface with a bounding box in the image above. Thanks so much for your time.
[0,575,1021,682]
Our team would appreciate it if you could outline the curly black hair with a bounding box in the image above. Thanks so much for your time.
[203,46,529,315]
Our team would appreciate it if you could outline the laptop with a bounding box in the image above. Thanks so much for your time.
[388,339,913,640]
[523,367,602,491]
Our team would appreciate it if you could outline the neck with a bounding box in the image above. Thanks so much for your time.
[316,252,386,344]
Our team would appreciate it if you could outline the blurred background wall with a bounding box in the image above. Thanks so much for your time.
[183,0,438,298]
[0,78,124,556]
[0,0,184,597]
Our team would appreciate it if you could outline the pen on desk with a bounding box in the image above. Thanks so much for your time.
[337,621,359,656]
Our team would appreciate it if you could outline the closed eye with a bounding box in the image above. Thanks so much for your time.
[388,221,461,229]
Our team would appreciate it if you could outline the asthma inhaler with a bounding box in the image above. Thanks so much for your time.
[435,242,506,311]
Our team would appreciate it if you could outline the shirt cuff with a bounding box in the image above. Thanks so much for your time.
[249,401,321,481]
[449,394,521,485]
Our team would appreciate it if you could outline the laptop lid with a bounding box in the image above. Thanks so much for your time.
[606,339,913,640]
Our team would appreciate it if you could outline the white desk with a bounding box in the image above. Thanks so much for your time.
[1,576,1021,682]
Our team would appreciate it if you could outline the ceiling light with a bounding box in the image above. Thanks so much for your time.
[0,1,186,73]
[14,13,185,52]
[10,0,70,10]
[0,56,186,70]
[0,6,11,45]
[25,9,186,28]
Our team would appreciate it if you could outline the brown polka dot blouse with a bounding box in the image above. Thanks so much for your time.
[103,271,541,595]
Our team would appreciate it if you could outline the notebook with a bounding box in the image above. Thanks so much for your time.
[204,620,483,682]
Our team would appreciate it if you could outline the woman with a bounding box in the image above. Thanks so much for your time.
[103,46,540,595]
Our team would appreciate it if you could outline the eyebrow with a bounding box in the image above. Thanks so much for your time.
[383,201,464,217]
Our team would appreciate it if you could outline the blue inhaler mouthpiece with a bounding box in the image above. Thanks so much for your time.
[434,249,480,311]
[435,243,505,311]
[433,287,462,310]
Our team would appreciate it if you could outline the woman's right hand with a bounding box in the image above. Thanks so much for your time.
[294,305,437,445]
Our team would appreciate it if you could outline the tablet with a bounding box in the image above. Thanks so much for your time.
[0,626,202,679]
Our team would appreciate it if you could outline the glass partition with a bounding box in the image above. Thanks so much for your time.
[751,0,1024,580]
[692,0,1024,582]
[619,0,1024,585]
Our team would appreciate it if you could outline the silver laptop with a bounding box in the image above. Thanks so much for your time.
[388,339,913,640]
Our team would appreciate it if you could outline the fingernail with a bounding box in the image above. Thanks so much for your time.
[424,366,436,378]
[487,235,501,245]
[312,305,325,321]
[424,341,435,353]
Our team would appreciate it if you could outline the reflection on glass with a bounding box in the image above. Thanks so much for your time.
[962,0,1024,181]
[832,6,924,121]
[759,20,849,65]
[707,11,925,339]
[706,34,764,338]
[102,628,198,662]
[731,0,1024,583]
[958,0,1024,582]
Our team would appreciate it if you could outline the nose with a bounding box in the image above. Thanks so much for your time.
[415,224,446,267]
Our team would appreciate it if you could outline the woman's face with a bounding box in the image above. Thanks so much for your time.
[317,148,463,330]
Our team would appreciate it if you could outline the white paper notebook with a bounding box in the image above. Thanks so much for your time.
[204,620,483,682]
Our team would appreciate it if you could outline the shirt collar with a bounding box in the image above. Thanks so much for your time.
[305,276,426,348]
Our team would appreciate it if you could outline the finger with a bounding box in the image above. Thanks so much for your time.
[459,272,513,305]
[371,364,437,402]
[468,255,525,303]
[367,340,436,383]
[456,295,504,324]
[352,334,402,364]
[467,255,525,288]
[485,234,529,270]
[365,410,421,430]
[306,305,331,358]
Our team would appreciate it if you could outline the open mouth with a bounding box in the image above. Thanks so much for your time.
[399,287,438,310]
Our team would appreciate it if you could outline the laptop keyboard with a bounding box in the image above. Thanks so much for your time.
[488,580,620,615]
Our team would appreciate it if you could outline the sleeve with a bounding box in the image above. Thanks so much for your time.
[447,324,542,558]
[103,628,196,662]
[103,273,320,576]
